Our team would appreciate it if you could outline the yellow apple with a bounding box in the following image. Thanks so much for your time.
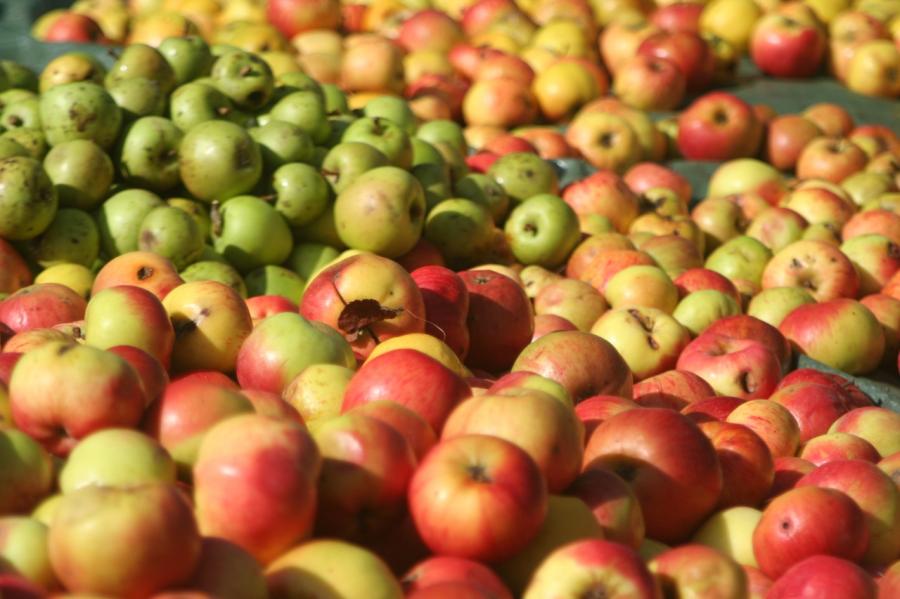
[34,263,94,299]
[846,40,900,98]
[281,364,356,426]
[701,0,762,54]
[692,506,764,567]
[364,333,471,378]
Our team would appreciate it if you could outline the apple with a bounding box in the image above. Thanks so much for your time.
[677,92,762,161]
[512,331,633,402]
[704,236,772,289]
[522,539,660,599]
[402,556,513,599]
[776,369,872,407]
[245,295,297,326]
[797,459,900,566]
[462,78,538,129]
[0,427,53,515]
[746,286,816,328]
[565,234,636,281]
[574,395,639,438]
[637,30,716,92]
[10,341,145,456]
[830,406,900,457]
[842,235,900,296]
[533,278,607,332]
[770,382,859,443]
[762,240,859,302]
[564,112,642,174]
[753,485,869,579]
[0,284,87,335]
[844,209,900,245]
[503,194,581,268]
[562,171,642,237]
[675,333,782,400]
[673,268,740,303]
[750,13,826,77]
[765,115,823,171]
[706,158,787,206]
[488,371,574,407]
[648,544,747,598]
[265,538,403,597]
[0,239,32,296]
[769,456,817,499]
[601,265,679,314]
[193,414,321,564]
[691,506,763,567]
[796,137,868,183]
[340,34,405,95]
[301,252,426,361]
[725,399,801,458]
[800,431,881,465]
[568,465,645,549]
[784,186,856,232]
[533,58,607,122]
[48,483,201,597]
[591,308,690,381]
[179,537,268,599]
[459,269,533,374]
[767,555,877,599]
[682,396,745,423]
[408,434,548,562]
[700,420,775,508]
[745,207,807,253]
[846,40,900,98]
[583,408,722,544]
[779,299,885,375]
[599,19,662,76]
[612,55,686,111]
[494,494,603,595]
[312,412,417,543]
[349,400,437,462]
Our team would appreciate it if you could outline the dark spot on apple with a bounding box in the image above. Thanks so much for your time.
[580,585,610,599]
[137,266,154,280]
[780,519,791,532]
[467,463,491,483]
[790,258,802,269]
[140,229,157,248]
[473,275,491,285]
[57,343,75,356]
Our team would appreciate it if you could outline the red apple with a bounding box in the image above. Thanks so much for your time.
[567,466,646,549]
[612,55,686,112]
[703,315,792,372]
[752,485,869,579]
[698,421,775,508]
[0,284,86,335]
[762,240,860,302]
[631,369,716,410]
[677,92,762,161]
[676,333,783,400]
[459,269,534,374]
[583,250,657,294]
[41,11,108,43]
[532,314,579,340]
[800,432,881,465]
[562,170,641,235]
[411,266,470,360]
[651,2,704,34]
[342,348,470,435]
[245,295,297,326]
[770,381,859,443]
[396,9,463,53]
[802,103,855,137]
[0,352,21,387]
[583,408,722,544]
[727,399,802,459]
[797,459,900,566]
[637,31,716,92]
[565,234,635,281]
[769,456,817,499]
[574,395,639,438]
[843,210,900,246]
[92,251,183,300]
[512,331,633,402]
[107,345,168,406]
[193,414,321,564]
[402,556,513,599]
[765,115,824,171]
[0,239,31,295]
[830,406,900,458]
[682,396,745,423]
[648,544,748,598]
[796,137,869,183]
[623,162,693,206]
[241,389,303,423]
[408,434,549,562]
[266,0,340,39]
[750,13,827,78]
[767,555,877,599]
[673,268,741,304]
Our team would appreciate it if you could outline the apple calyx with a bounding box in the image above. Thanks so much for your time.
[581,584,613,599]
[467,462,492,483]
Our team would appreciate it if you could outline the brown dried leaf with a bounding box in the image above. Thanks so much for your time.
[337,299,405,340]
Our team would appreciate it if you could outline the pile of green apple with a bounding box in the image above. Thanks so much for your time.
[1,23,900,599]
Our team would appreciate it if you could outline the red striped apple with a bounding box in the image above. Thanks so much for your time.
[799,432,881,465]
[766,555,877,599]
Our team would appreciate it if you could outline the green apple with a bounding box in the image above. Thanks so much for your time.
[0,427,54,515]
[179,120,262,203]
[39,81,121,149]
[107,77,167,123]
[266,90,330,145]
[692,506,763,567]
[245,265,306,301]
[32,208,99,267]
[169,197,212,240]
[320,141,390,194]
[363,95,417,134]
[841,171,894,207]
[454,172,510,224]
[746,287,814,328]
[412,162,452,212]
[1,60,38,91]
[249,120,314,172]
[169,82,236,132]
[488,152,560,206]
[411,138,446,167]
[42,139,112,210]
[424,198,495,267]
[2,97,41,130]
[210,50,274,111]
[0,137,29,159]
[0,156,58,241]
[294,205,345,249]
[704,235,773,286]
[180,260,248,297]
[1,128,47,160]
[321,83,348,115]
[30,495,62,527]
[504,193,581,268]
[266,539,403,598]
[334,166,425,258]
[673,289,743,336]
[137,205,204,271]
[158,35,214,86]
[416,119,467,156]
[0,517,56,589]
[341,116,413,169]
[59,428,176,493]
[272,162,331,227]
[96,189,164,257]
[690,197,744,251]
[212,195,293,273]
[282,363,355,427]
[285,242,341,282]
[105,43,176,96]
[118,116,183,193]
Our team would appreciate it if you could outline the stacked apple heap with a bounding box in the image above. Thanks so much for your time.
[0,23,899,599]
